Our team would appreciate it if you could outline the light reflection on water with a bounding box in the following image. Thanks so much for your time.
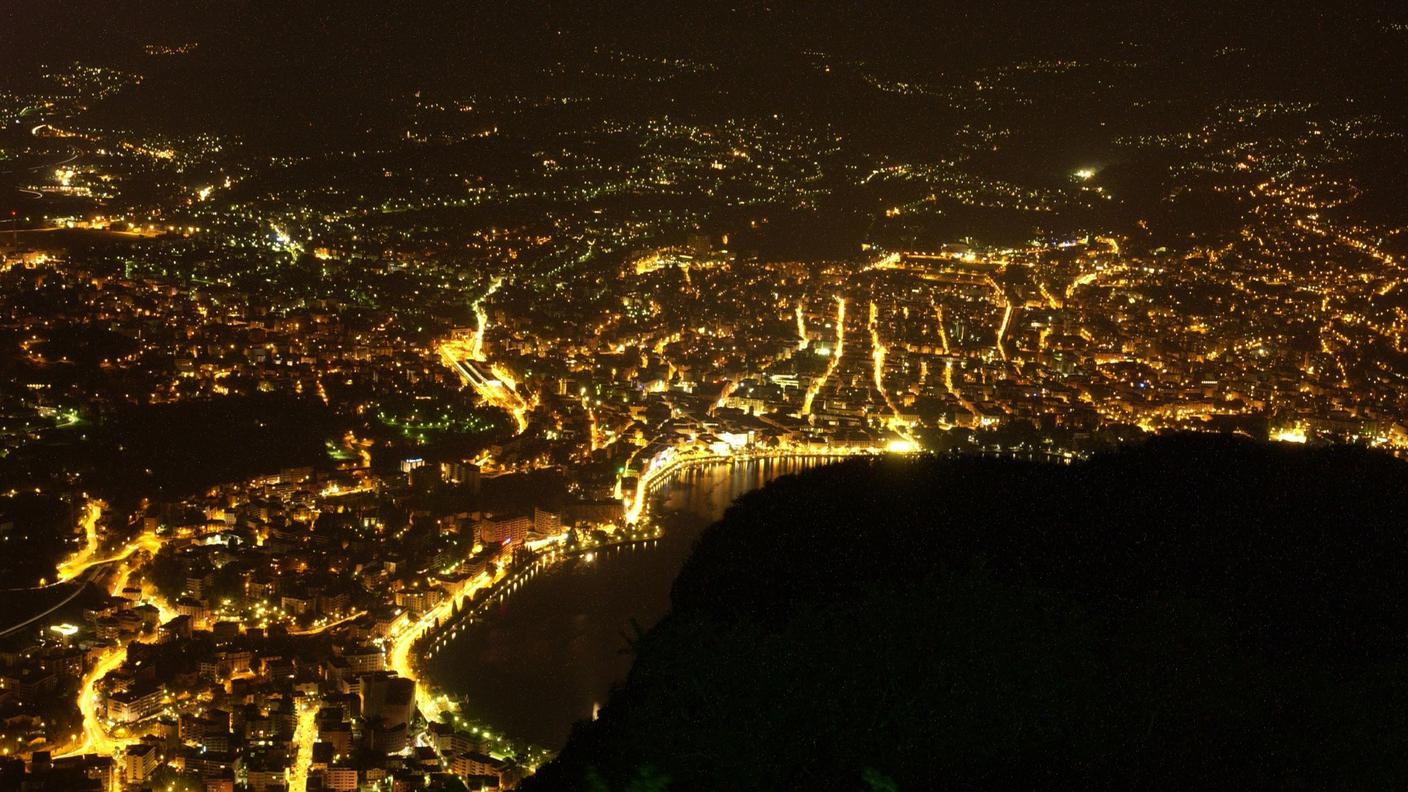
[423,456,831,748]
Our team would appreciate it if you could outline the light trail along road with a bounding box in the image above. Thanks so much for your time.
[801,296,847,417]
[0,502,106,639]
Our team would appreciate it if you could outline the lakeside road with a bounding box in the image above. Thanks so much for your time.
[422,453,845,747]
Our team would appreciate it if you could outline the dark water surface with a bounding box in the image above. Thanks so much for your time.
[423,457,829,748]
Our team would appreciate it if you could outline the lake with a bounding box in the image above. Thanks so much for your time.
[423,456,831,748]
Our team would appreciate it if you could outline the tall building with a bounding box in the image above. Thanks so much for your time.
[476,513,531,547]
[124,743,158,784]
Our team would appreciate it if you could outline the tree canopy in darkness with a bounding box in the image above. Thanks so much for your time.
[527,435,1408,790]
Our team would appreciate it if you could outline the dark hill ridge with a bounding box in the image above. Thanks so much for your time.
[525,435,1408,790]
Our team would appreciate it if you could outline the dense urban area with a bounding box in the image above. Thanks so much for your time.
[0,2,1405,790]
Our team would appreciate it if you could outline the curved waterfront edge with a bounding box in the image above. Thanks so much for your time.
[403,448,902,758]
[404,446,1080,760]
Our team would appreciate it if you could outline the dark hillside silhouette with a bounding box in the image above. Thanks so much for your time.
[526,435,1408,790]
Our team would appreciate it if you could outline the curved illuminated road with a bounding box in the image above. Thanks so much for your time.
[414,444,909,748]
[3,127,81,203]
[387,568,500,723]
[624,442,890,525]
[0,502,105,638]
[49,503,174,764]
[0,570,96,639]
[63,645,136,759]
